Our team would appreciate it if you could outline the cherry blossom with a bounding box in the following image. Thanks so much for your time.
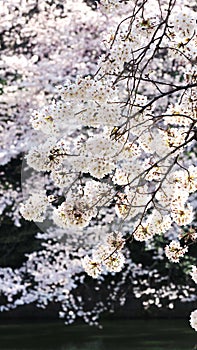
[0,0,197,331]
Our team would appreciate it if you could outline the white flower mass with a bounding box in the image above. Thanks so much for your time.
[0,0,197,331]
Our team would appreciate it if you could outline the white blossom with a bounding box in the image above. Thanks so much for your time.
[20,192,48,222]
[81,256,102,279]
[165,240,188,263]
[190,310,197,332]
[134,224,155,242]
[104,252,125,272]
[190,266,197,284]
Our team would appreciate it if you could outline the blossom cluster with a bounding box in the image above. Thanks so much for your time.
[0,0,123,165]
[81,232,125,278]
[164,240,188,263]
[21,0,197,275]
[190,266,197,331]
[20,192,48,222]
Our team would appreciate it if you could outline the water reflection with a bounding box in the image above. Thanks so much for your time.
[0,319,196,350]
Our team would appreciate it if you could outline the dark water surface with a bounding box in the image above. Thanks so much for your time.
[0,319,196,350]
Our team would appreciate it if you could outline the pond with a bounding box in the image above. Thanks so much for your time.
[0,319,197,350]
